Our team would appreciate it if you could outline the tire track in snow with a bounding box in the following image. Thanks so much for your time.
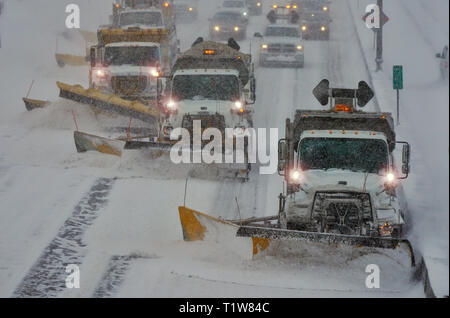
[12,178,115,298]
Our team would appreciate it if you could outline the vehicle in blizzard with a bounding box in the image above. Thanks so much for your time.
[436,45,449,80]
[220,0,250,20]
[245,0,263,16]
[112,1,175,28]
[256,11,305,68]
[90,27,179,101]
[209,11,248,41]
[295,0,330,14]
[173,0,198,23]
[118,9,166,28]
[159,38,256,142]
[300,11,331,40]
[277,80,411,242]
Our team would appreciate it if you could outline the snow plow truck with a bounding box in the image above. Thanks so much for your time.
[70,38,257,181]
[178,79,417,266]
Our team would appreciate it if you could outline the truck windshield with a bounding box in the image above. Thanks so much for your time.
[104,46,160,66]
[119,12,163,27]
[172,75,240,101]
[265,27,300,37]
[299,138,388,173]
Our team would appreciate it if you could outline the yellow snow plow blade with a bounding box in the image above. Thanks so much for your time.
[178,206,271,255]
[57,82,160,124]
[74,131,125,157]
[23,98,50,111]
[178,206,416,265]
[55,53,87,67]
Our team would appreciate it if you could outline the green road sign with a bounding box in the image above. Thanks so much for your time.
[393,65,403,90]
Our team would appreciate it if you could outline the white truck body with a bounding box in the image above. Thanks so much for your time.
[161,68,251,138]
[286,129,405,234]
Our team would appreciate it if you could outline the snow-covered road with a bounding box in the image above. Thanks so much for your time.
[0,0,446,297]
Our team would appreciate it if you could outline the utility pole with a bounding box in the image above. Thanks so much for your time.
[375,0,383,71]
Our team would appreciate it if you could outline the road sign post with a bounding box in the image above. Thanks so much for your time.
[393,65,403,125]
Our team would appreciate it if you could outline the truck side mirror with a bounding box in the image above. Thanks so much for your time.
[401,143,410,176]
[254,32,263,38]
[278,139,287,176]
[90,47,96,68]
[436,53,442,58]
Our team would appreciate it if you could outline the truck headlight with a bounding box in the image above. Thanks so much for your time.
[289,169,302,183]
[297,45,303,51]
[234,26,239,32]
[302,25,307,31]
[234,101,243,110]
[243,12,248,16]
[385,172,395,183]
[323,6,328,11]
[150,69,160,77]
[214,26,220,31]
[321,26,326,32]
[261,44,268,49]
[257,2,261,6]
[167,100,177,110]
[95,69,107,78]
[189,7,193,11]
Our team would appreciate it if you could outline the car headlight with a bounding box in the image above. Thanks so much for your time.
[302,25,307,31]
[297,45,303,51]
[321,26,326,32]
[214,25,220,31]
[261,44,268,49]
[234,26,239,32]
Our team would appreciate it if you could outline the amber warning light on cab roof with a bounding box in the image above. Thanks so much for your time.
[203,49,216,55]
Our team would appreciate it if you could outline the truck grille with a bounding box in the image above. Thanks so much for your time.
[312,192,373,235]
[182,114,226,135]
[111,76,147,96]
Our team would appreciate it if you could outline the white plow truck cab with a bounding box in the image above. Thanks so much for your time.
[278,80,411,241]
[91,42,161,100]
[159,39,256,140]
[161,69,251,138]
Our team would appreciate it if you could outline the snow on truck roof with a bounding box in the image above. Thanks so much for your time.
[172,41,251,85]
